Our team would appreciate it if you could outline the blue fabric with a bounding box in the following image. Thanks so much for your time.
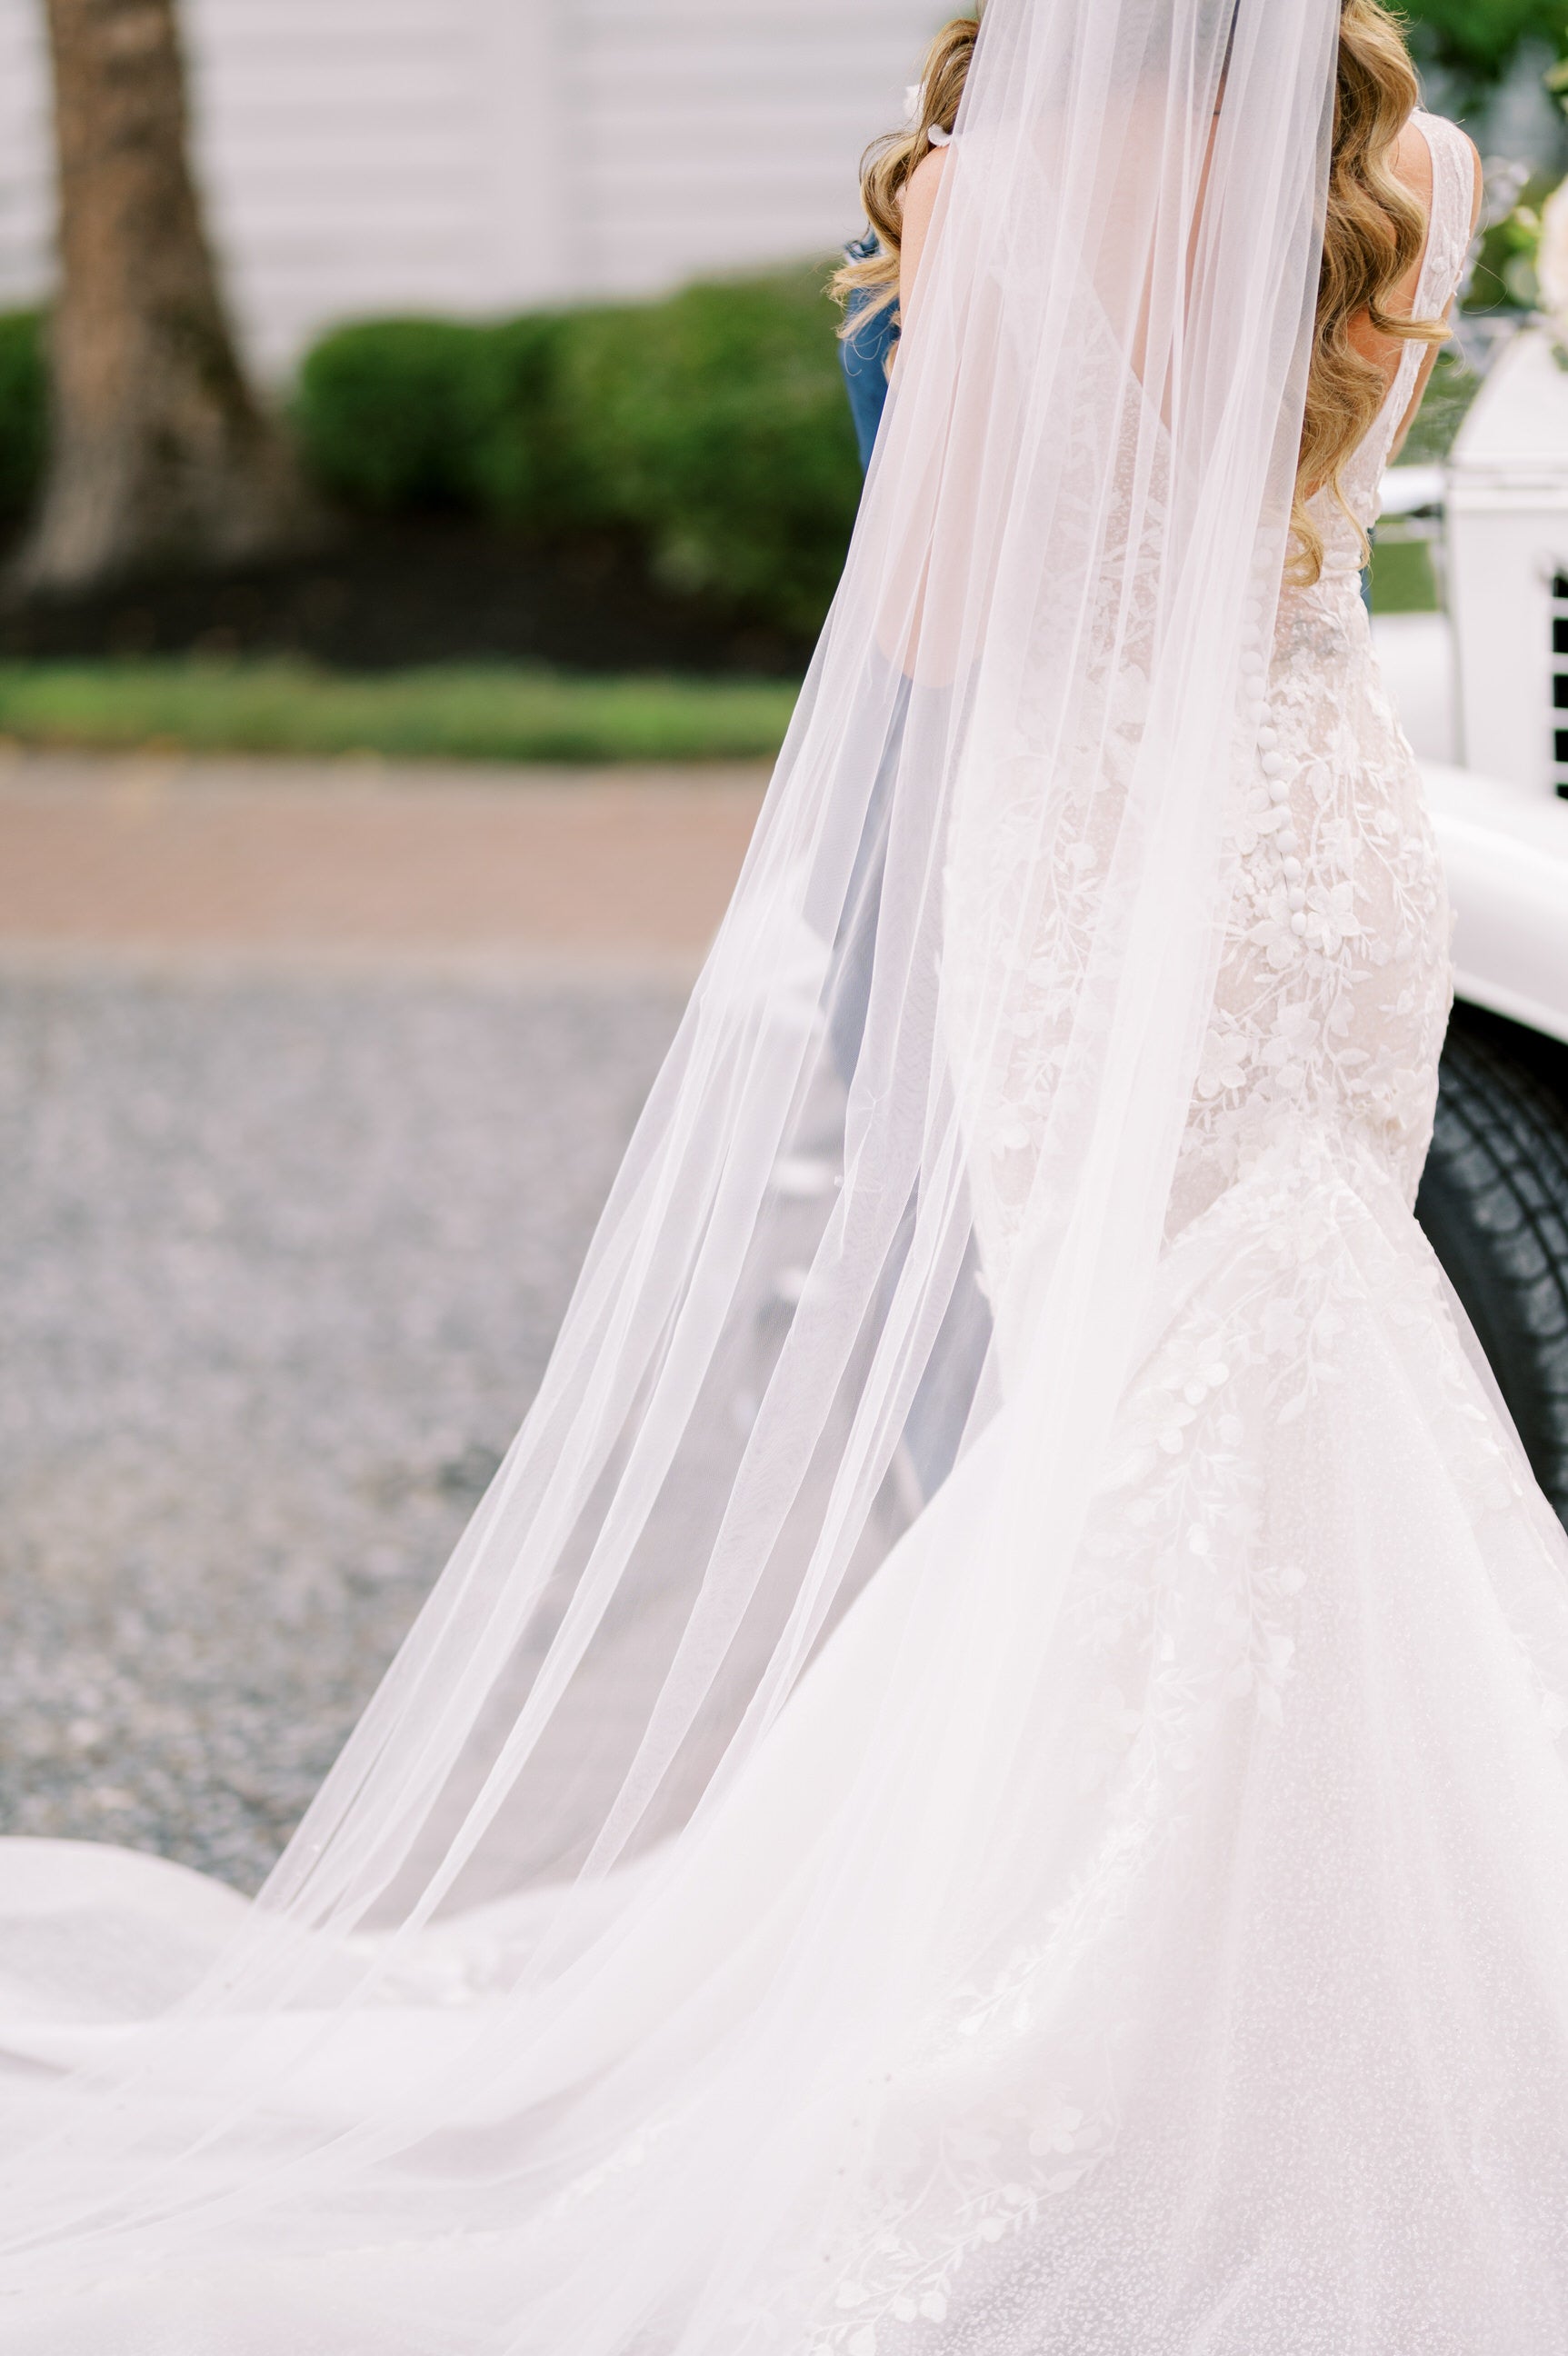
[840,233,897,473]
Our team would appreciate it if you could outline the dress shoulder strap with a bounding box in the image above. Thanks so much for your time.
[1411,110,1474,321]
[1334,112,1476,522]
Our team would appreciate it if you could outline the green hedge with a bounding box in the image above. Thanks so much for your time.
[0,274,861,635]
[558,271,863,633]
[0,309,45,523]
[292,313,577,525]
[292,268,863,637]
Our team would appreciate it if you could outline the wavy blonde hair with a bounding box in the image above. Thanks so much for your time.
[835,0,1445,589]
[1297,0,1446,582]
[830,15,978,331]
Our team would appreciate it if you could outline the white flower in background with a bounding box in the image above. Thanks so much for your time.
[1537,175,1568,350]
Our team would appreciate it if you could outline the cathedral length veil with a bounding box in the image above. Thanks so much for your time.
[0,1,1340,2347]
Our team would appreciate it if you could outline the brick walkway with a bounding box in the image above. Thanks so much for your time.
[0,750,767,971]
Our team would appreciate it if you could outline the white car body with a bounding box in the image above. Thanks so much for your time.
[1425,747,1568,1050]
[1371,609,1568,1052]
[1372,329,1568,1057]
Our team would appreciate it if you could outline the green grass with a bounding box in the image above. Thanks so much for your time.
[0,659,800,764]
[1368,535,1440,615]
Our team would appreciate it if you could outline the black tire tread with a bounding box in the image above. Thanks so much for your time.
[1416,1021,1568,1522]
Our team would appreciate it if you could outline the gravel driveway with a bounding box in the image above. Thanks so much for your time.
[0,962,684,1892]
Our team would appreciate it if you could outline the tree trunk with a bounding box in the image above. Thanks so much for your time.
[16,0,308,594]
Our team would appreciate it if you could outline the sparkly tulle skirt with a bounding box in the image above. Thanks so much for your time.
[6,1113,1568,2352]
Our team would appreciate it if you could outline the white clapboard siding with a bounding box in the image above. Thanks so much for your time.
[566,0,944,291]
[0,0,944,374]
[561,0,944,290]
[182,0,537,371]
[0,1,50,314]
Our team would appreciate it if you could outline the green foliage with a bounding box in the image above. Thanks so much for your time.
[0,310,46,523]
[1368,534,1439,614]
[0,658,798,764]
[1395,345,1483,462]
[292,268,862,637]
[460,313,580,527]
[561,269,863,635]
[1468,195,1546,314]
[293,319,527,512]
[1402,0,1568,83]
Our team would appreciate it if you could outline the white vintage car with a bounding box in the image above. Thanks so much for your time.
[1381,327,1568,1516]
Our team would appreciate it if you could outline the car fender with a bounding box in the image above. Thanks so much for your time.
[1422,760,1568,1049]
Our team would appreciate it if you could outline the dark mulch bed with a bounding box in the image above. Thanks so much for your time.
[0,517,816,678]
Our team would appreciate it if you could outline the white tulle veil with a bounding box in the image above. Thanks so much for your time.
[0,2,1340,2347]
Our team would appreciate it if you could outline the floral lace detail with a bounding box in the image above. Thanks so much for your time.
[1171,120,1471,1236]
[800,1133,1553,2353]
[804,1164,1343,2351]
[943,111,1473,1345]
[808,2087,1124,2356]
[1170,574,1452,1237]
[797,115,1483,2356]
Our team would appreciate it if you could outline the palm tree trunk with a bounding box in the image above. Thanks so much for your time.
[16,0,308,594]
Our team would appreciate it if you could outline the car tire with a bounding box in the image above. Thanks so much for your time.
[1415,1008,1568,1525]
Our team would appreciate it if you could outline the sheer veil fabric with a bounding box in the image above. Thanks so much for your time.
[11,3,1568,2350]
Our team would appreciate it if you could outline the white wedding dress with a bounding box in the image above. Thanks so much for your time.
[6,82,1568,2356]
[793,110,1568,2350]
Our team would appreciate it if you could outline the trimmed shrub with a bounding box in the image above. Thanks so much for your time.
[296,319,509,513]
[294,312,595,528]
[561,267,862,635]
[293,268,861,637]
[0,310,46,524]
[293,319,484,511]
[462,313,584,528]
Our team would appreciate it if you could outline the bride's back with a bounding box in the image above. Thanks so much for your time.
[849,1,1479,584]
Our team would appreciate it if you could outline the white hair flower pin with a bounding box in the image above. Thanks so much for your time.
[904,83,951,145]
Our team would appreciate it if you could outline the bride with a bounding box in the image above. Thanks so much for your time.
[5,1,1566,2348]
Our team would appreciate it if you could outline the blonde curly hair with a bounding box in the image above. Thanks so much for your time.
[829,15,978,334]
[1297,0,1447,582]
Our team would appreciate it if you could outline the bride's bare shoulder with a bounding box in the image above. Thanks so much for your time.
[902,146,950,242]
[899,145,951,314]
[1348,113,1482,372]
[1391,111,1484,231]
[1387,114,1436,211]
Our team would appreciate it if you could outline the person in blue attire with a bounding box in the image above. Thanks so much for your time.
[833,25,974,468]
[839,231,900,469]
